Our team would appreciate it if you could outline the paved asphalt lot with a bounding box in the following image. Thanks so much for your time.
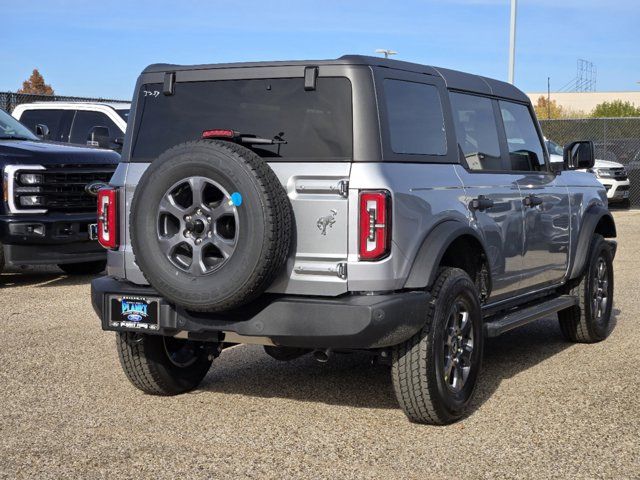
[1,211,639,479]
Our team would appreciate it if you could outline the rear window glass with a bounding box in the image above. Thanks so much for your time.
[116,109,130,122]
[383,79,447,156]
[131,77,352,162]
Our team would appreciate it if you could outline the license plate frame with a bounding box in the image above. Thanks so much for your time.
[108,295,161,331]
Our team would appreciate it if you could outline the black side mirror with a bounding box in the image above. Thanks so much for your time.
[564,141,595,170]
[35,123,50,140]
[87,126,111,148]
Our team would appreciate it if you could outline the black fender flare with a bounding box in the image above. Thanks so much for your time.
[404,220,490,291]
[568,204,616,280]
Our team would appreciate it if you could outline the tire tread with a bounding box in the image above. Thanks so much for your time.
[392,267,478,425]
[130,140,292,312]
[558,234,613,343]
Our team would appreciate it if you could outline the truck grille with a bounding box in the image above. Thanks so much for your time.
[608,167,628,181]
[41,164,116,212]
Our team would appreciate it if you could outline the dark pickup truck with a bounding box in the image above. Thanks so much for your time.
[0,108,119,274]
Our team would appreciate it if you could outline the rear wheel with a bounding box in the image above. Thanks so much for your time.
[116,333,214,395]
[58,260,106,275]
[559,234,614,343]
[392,268,483,424]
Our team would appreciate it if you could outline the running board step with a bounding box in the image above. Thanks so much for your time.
[484,295,577,338]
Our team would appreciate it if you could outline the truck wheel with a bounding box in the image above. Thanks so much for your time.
[130,140,292,312]
[558,234,614,343]
[58,260,106,275]
[392,268,483,425]
[116,333,213,395]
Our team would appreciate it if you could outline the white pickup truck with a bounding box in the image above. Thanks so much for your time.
[12,101,129,153]
[547,139,630,206]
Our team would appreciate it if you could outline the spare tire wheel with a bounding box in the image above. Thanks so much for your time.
[130,140,292,312]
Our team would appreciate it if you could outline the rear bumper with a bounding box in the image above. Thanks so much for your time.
[91,276,430,349]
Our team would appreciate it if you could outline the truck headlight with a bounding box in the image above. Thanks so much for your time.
[19,173,44,185]
[3,165,47,213]
[19,195,46,207]
[594,168,614,178]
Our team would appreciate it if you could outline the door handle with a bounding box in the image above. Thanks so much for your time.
[469,195,494,212]
[523,195,543,208]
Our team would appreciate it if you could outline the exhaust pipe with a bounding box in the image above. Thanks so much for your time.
[313,349,331,363]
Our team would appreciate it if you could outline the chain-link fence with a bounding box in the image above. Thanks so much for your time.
[540,117,640,207]
[0,91,128,113]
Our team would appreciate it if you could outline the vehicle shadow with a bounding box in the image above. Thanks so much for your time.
[0,268,100,288]
[199,309,620,414]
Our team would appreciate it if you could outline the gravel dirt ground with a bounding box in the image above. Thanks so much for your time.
[1,211,639,480]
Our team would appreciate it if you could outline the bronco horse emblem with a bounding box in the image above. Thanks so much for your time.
[317,209,338,236]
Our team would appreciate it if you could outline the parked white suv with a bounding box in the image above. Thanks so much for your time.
[547,139,630,206]
[12,102,129,152]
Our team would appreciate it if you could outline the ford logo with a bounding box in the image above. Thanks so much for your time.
[127,314,143,322]
[85,181,109,197]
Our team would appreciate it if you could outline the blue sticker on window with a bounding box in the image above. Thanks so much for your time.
[230,192,243,206]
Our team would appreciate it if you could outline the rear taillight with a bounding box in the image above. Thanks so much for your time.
[97,188,118,249]
[359,190,391,261]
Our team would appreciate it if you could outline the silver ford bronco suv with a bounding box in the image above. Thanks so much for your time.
[91,56,617,424]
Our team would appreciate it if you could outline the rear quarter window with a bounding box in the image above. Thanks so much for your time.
[383,79,447,156]
[131,77,352,163]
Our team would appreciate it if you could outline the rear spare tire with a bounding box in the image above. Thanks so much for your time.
[130,140,291,312]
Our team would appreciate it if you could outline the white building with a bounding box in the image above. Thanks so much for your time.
[526,91,640,115]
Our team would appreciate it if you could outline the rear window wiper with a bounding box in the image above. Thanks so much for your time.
[239,134,287,145]
[202,129,287,145]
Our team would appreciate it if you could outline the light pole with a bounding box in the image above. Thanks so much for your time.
[508,0,518,84]
[375,49,398,59]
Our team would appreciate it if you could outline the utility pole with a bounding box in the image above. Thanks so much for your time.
[508,0,518,84]
[547,77,551,119]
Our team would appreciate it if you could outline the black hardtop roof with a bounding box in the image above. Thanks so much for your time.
[143,54,528,103]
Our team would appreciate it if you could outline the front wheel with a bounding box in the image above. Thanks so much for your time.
[558,234,614,343]
[116,333,214,395]
[392,268,484,424]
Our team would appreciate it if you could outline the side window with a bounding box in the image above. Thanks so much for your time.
[384,79,447,155]
[70,111,120,146]
[449,93,502,171]
[498,101,546,171]
[18,109,64,138]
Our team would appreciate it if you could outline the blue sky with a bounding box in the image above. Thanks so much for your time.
[1,0,638,100]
